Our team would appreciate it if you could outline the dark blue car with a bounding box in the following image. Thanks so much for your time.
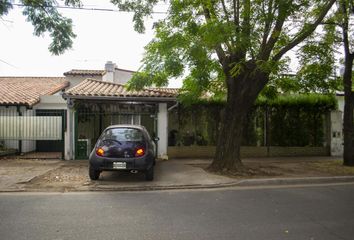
[89,125,157,181]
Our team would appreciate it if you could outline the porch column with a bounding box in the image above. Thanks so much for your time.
[157,103,168,160]
[65,105,75,160]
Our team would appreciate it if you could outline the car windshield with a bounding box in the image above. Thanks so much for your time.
[101,128,144,142]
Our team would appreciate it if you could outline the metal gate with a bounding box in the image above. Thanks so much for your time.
[75,102,157,159]
[0,109,66,159]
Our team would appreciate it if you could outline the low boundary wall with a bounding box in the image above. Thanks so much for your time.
[167,146,330,158]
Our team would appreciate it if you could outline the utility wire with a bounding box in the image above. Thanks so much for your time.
[0,59,17,68]
[11,3,168,14]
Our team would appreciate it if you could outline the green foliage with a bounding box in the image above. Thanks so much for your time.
[183,93,337,111]
[0,0,81,55]
[170,94,336,147]
[115,0,337,106]
[0,0,12,15]
[110,0,159,33]
[257,94,337,111]
[268,108,325,147]
[295,20,342,93]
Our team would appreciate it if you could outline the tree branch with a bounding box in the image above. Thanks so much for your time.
[233,0,240,33]
[341,0,352,57]
[259,0,287,61]
[221,0,230,21]
[203,7,226,62]
[260,0,274,50]
[241,0,251,38]
[272,0,336,62]
[207,4,234,51]
[237,0,251,58]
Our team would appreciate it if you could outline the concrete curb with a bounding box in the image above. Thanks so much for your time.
[1,176,354,193]
[80,175,354,192]
[235,176,354,186]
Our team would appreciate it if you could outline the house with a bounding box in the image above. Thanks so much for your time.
[0,61,178,160]
[62,61,178,160]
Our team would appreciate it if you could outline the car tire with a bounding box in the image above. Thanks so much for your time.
[89,166,100,180]
[145,167,154,181]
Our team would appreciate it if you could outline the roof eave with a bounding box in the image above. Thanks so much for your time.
[62,94,177,103]
[0,103,32,108]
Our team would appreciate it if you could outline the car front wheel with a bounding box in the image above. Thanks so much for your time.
[89,166,100,180]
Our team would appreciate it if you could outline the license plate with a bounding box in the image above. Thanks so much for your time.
[113,162,126,169]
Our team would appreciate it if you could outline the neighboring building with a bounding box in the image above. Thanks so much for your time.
[0,77,69,155]
[63,69,105,87]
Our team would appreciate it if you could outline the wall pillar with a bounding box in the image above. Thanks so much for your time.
[330,110,344,156]
[157,103,168,160]
[65,106,75,160]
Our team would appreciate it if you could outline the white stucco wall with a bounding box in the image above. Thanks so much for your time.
[336,95,345,113]
[331,95,345,157]
[103,71,114,82]
[330,110,343,156]
[113,69,133,85]
[35,95,67,109]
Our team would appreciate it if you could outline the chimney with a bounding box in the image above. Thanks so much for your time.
[103,61,116,82]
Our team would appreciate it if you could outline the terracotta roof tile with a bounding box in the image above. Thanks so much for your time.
[149,87,180,95]
[64,79,178,99]
[63,69,106,76]
[0,77,69,106]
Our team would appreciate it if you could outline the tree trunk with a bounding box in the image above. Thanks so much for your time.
[209,63,268,172]
[343,54,354,166]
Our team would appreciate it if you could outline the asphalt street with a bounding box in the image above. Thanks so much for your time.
[1,184,354,240]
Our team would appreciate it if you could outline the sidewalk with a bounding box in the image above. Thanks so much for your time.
[1,157,354,192]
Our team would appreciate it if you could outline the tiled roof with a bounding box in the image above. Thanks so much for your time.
[63,69,106,76]
[64,79,178,100]
[0,77,69,106]
[149,87,180,95]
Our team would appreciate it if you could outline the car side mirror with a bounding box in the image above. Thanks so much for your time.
[153,137,160,142]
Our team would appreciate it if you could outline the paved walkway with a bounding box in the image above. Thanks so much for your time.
[0,157,354,192]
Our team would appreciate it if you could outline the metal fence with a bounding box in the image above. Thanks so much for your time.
[0,116,62,140]
[0,108,66,158]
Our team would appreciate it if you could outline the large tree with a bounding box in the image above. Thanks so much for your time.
[113,0,336,173]
[297,0,354,166]
[0,0,81,55]
[339,0,354,166]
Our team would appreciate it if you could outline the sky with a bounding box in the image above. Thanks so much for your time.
[0,1,345,88]
[0,0,183,86]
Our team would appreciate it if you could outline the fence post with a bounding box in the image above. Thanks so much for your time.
[61,110,65,160]
[264,106,270,157]
[16,106,22,154]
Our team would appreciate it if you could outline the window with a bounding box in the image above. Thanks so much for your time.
[102,128,143,142]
